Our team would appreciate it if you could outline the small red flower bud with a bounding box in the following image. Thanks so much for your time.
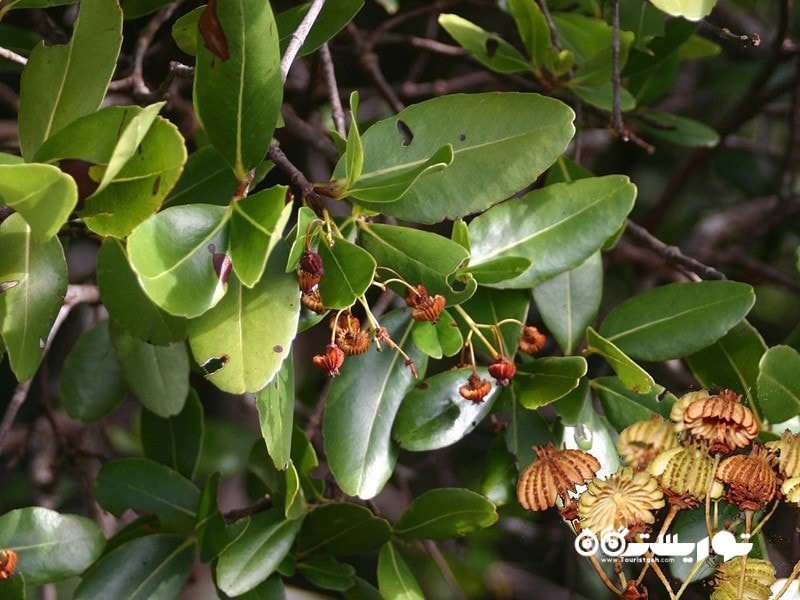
[488,357,516,387]
[312,344,345,377]
[518,326,546,354]
[459,373,492,403]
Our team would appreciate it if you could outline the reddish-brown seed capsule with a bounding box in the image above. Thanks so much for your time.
[0,549,17,580]
[405,284,446,323]
[312,344,345,377]
[488,357,516,387]
[297,269,321,294]
[300,250,325,277]
[301,289,326,313]
[518,326,546,354]
[459,373,492,403]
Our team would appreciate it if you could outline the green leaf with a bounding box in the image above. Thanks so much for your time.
[295,503,391,558]
[73,535,194,600]
[685,319,766,409]
[297,556,356,591]
[469,176,635,289]
[757,346,800,423]
[127,204,230,318]
[230,187,292,287]
[0,573,24,600]
[188,244,299,394]
[120,0,173,19]
[95,458,200,531]
[586,327,654,393]
[0,164,77,241]
[226,576,286,600]
[592,376,676,431]
[96,238,188,345]
[465,256,532,285]
[283,460,306,520]
[636,111,719,147]
[598,281,756,361]
[216,509,303,597]
[345,92,364,189]
[276,0,364,57]
[324,310,426,498]
[256,349,295,470]
[141,389,204,480]
[17,0,122,159]
[285,206,318,272]
[193,0,282,180]
[195,472,226,562]
[617,0,665,51]
[507,0,551,72]
[439,13,530,73]
[504,387,555,469]
[317,238,376,310]
[0,507,105,585]
[394,488,498,539]
[0,213,67,381]
[111,324,190,417]
[171,6,203,56]
[480,434,518,506]
[572,82,637,111]
[163,145,241,208]
[411,310,463,359]
[533,251,602,355]
[457,287,530,359]
[60,319,127,422]
[359,222,475,303]
[393,367,501,451]
[514,356,587,409]
[649,0,716,21]
[377,543,424,600]
[334,92,574,223]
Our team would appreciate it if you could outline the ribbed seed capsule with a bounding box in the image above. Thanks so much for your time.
[765,429,800,479]
[675,389,758,454]
[716,447,778,511]
[711,557,775,600]
[578,467,664,535]
[781,476,800,506]
[649,444,723,508]
[618,415,680,471]
[0,549,17,580]
[516,443,600,512]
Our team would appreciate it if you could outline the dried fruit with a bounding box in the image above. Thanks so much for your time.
[488,356,516,387]
[301,289,326,313]
[716,446,778,511]
[618,415,680,471]
[517,443,600,512]
[674,389,758,454]
[0,549,17,580]
[781,476,800,506]
[648,444,723,508]
[298,250,325,293]
[578,467,664,535]
[405,284,446,323]
[331,312,371,355]
[711,557,775,600]
[459,373,492,403]
[765,429,800,479]
[518,326,546,354]
[621,580,648,600]
[312,344,345,377]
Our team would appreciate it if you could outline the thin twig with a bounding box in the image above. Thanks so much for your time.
[535,0,562,49]
[348,24,405,113]
[422,540,469,600]
[780,55,800,199]
[610,0,626,141]
[224,496,272,523]
[267,140,326,213]
[281,104,339,162]
[319,43,346,138]
[281,0,326,84]
[0,45,28,66]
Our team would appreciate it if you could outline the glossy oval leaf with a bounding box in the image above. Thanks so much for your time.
[757,345,800,423]
[598,281,756,361]
[256,349,294,470]
[508,0,551,71]
[411,309,463,359]
[394,488,498,539]
[127,204,230,318]
[17,0,122,159]
[230,186,292,287]
[193,0,282,180]
[297,556,355,591]
[324,310,426,499]
[636,111,719,147]
[295,503,391,558]
[111,324,190,418]
[216,509,303,597]
[586,327,654,393]
[359,222,474,303]
[505,387,556,469]
[317,238,376,310]
[276,0,364,57]
[96,238,188,345]
[377,543,424,600]
[72,535,194,600]
[532,251,602,355]
[649,0,716,21]
[0,164,77,241]
[188,244,299,394]
[141,389,204,480]
[0,213,67,381]
[60,319,127,422]
[592,376,676,432]
[439,13,530,73]
[94,458,200,532]
[334,92,575,223]
[468,176,636,288]
[685,319,766,408]
[393,367,501,451]
[0,507,105,585]
[514,356,587,409]
[163,145,240,208]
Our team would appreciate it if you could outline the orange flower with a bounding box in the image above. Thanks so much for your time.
[312,344,345,377]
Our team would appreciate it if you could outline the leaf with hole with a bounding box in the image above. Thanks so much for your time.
[439,13,530,73]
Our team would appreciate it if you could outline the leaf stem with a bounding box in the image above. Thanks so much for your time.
[452,304,500,361]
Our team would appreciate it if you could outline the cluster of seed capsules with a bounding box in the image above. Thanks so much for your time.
[297,249,547,394]
[515,389,800,600]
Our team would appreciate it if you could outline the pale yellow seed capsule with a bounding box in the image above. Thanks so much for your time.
[578,467,664,534]
[766,429,800,479]
[649,445,723,508]
[711,557,775,600]
[618,415,680,470]
[781,476,800,506]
